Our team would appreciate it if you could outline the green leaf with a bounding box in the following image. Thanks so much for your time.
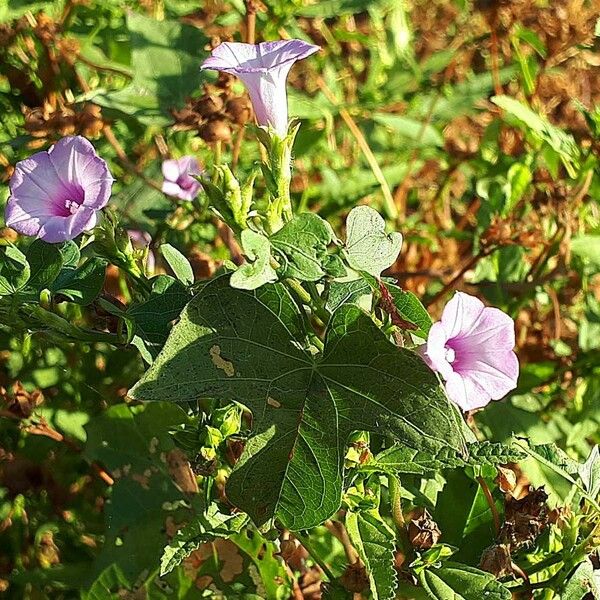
[504,162,532,215]
[130,276,466,530]
[230,229,277,290]
[491,95,580,177]
[296,0,381,17]
[571,235,600,274]
[51,258,107,305]
[160,505,248,576]
[26,240,63,289]
[433,471,498,565]
[58,241,80,268]
[231,528,293,599]
[385,283,432,338]
[561,559,600,600]
[82,564,130,600]
[83,402,192,583]
[372,113,444,147]
[94,13,208,123]
[346,509,397,600]
[0,245,30,295]
[326,278,372,313]
[363,441,523,476]
[344,206,402,277]
[419,562,511,600]
[128,275,190,363]
[271,213,344,281]
[160,243,194,286]
[578,445,600,498]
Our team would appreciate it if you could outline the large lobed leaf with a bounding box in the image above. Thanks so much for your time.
[130,275,466,529]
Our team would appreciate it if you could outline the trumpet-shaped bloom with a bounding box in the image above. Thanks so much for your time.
[162,156,202,201]
[423,292,519,411]
[5,136,113,243]
[201,40,320,136]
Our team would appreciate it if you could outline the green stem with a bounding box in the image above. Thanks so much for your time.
[120,261,152,294]
[521,553,563,576]
[388,475,414,561]
[25,305,123,345]
[294,531,336,582]
[286,279,330,325]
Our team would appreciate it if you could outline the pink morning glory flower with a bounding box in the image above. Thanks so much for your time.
[423,292,519,411]
[5,136,113,243]
[161,156,202,201]
[201,40,320,137]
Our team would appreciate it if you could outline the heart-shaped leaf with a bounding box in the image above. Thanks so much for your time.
[130,276,466,529]
[344,206,402,276]
[26,240,63,290]
[271,213,344,281]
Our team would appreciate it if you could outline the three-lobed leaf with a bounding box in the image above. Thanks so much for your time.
[130,275,466,529]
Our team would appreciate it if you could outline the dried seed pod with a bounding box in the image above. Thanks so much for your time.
[0,24,16,47]
[172,106,200,128]
[33,14,58,45]
[498,126,525,156]
[188,248,216,279]
[199,119,231,143]
[479,543,513,578]
[0,227,18,242]
[1,381,44,419]
[226,96,252,125]
[194,93,224,118]
[408,507,441,550]
[57,37,80,65]
[501,486,549,550]
[340,561,369,593]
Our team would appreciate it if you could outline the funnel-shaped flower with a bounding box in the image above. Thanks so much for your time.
[162,156,202,201]
[201,40,320,136]
[423,292,519,411]
[5,136,113,243]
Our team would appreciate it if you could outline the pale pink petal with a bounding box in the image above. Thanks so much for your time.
[162,181,183,197]
[424,291,519,412]
[37,207,97,243]
[423,322,454,380]
[444,371,493,411]
[5,136,112,242]
[201,40,320,135]
[440,291,486,340]
[162,159,181,182]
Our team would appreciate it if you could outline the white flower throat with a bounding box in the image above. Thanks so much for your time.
[65,199,80,214]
